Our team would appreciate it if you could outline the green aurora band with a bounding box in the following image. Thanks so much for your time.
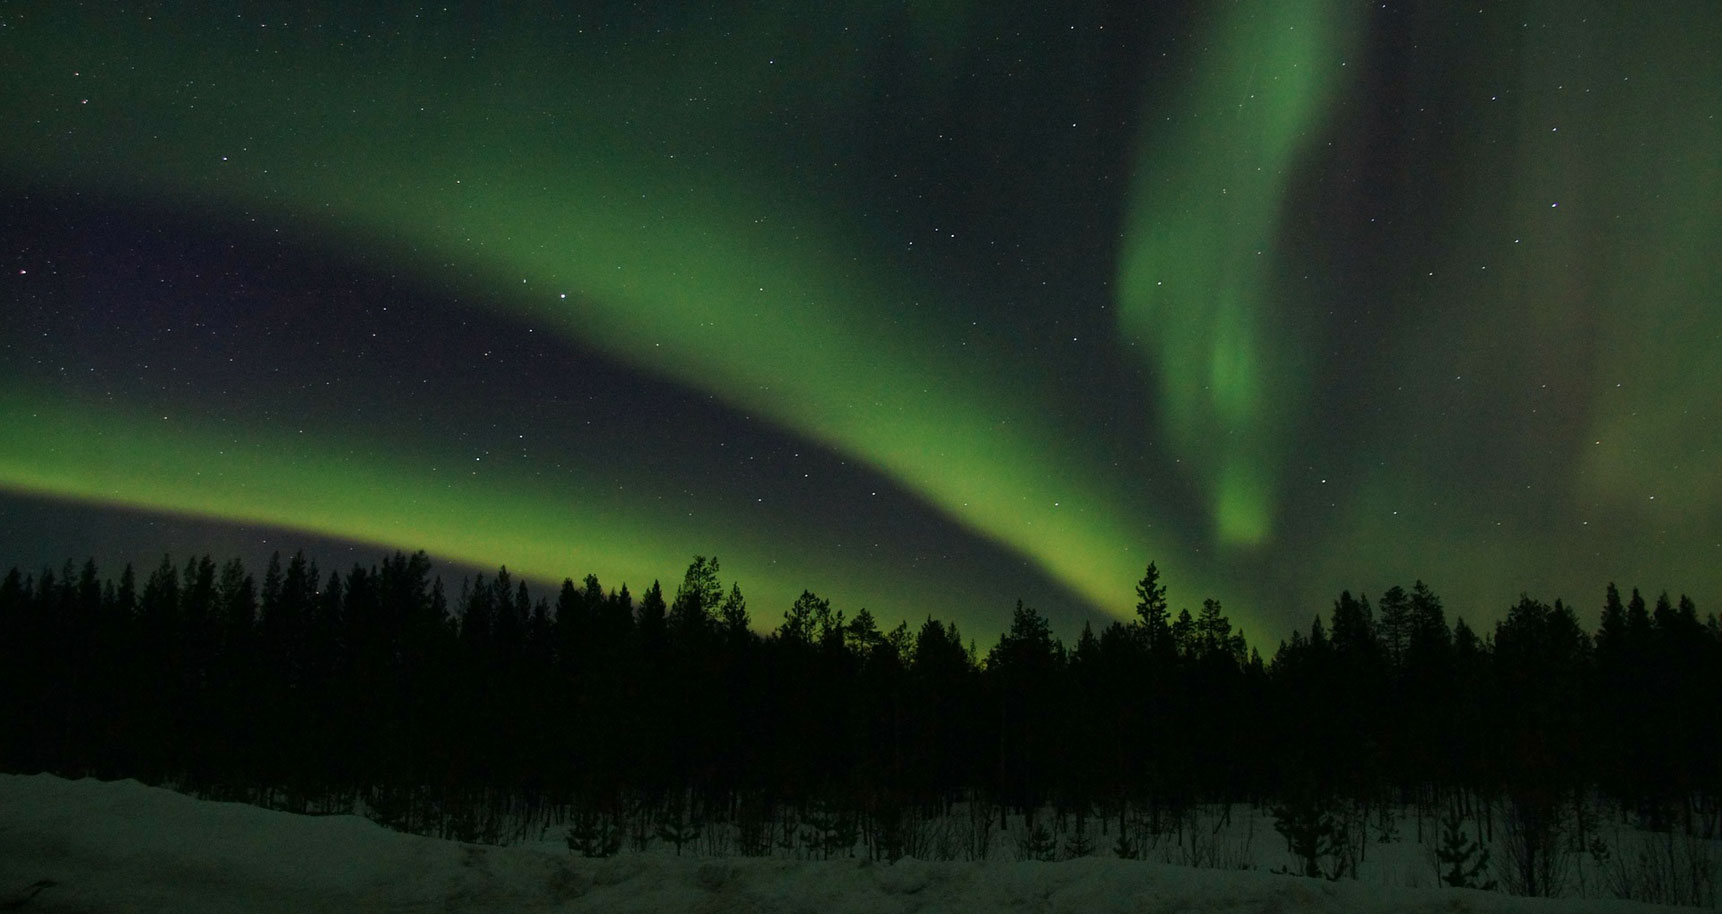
[1294,2,1722,608]
[1116,0,1358,547]
[1,10,1201,622]
[4,3,1720,632]
[0,388,960,625]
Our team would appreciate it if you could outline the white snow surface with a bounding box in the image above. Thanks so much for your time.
[0,773,1697,913]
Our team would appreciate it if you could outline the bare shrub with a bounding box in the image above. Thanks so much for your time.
[1604,827,1720,908]
[958,798,996,861]
[900,807,959,861]
[1501,794,1573,898]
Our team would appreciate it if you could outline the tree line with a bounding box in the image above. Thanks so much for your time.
[1,551,1718,870]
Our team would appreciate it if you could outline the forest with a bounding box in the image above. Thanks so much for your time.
[2,550,1718,901]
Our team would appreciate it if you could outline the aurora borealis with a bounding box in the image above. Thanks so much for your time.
[3,2,1719,640]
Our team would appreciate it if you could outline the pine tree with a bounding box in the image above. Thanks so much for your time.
[1626,588,1651,646]
[181,556,217,674]
[669,555,722,640]
[776,814,801,856]
[635,581,667,650]
[1377,585,1411,668]
[1195,598,1241,663]
[654,800,702,855]
[115,563,138,620]
[1452,617,1480,656]
[1063,811,1095,858]
[528,596,553,662]
[718,583,749,636]
[780,590,830,645]
[801,805,858,858]
[1017,820,1058,861]
[140,554,180,636]
[566,808,623,858]
[1405,581,1450,665]
[1596,582,1627,658]
[554,577,585,665]
[735,798,774,857]
[1329,591,1376,660]
[215,559,255,646]
[596,580,632,644]
[1172,608,1195,659]
[508,579,533,658]
[1272,793,1349,880]
[1308,614,1330,653]
[1134,561,1172,658]
[1437,808,1497,890]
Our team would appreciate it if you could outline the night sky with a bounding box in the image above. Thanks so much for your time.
[3,2,1718,642]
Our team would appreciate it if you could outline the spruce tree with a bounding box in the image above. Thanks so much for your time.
[1272,792,1349,880]
[1017,820,1058,861]
[635,581,668,650]
[1112,827,1139,860]
[1436,808,1496,890]
[567,808,623,858]
[1329,591,1376,660]
[554,577,585,665]
[1063,811,1095,858]
[1626,588,1651,647]
[1596,583,1627,658]
[1134,561,1172,658]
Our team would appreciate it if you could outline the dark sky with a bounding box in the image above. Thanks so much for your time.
[3,2,1718,643]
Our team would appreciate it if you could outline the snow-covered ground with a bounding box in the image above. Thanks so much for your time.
[0,773,1704,913]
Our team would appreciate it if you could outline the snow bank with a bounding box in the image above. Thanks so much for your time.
[0,773,1692,913]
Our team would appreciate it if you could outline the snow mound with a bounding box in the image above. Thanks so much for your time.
[0,773,1690,913]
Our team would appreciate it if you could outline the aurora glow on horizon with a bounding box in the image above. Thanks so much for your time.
[3,2,1719,640]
